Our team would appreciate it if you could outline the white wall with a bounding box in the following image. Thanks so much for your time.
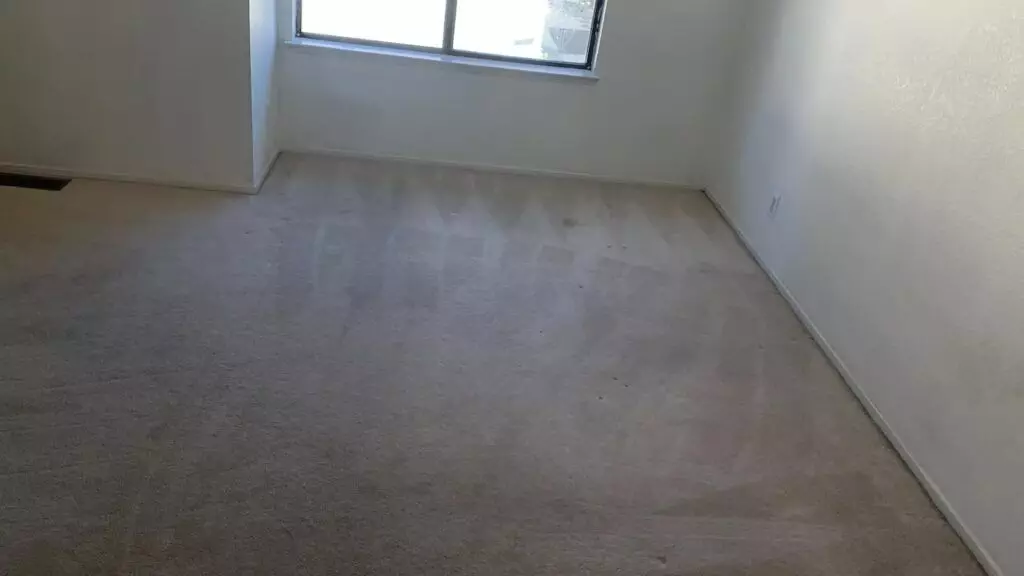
[1,0,739,189]
[277,0,746,186]
[709,1,1024,574]
[0,0,258,191]
[250,0,280,184]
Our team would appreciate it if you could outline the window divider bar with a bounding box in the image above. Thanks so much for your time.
[442,0,458,52]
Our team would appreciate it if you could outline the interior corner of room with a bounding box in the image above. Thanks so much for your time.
[1,0,1021,574]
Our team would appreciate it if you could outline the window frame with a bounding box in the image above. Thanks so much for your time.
[295,0,607,70]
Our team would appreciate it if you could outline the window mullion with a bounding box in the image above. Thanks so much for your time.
[442,0,458,52]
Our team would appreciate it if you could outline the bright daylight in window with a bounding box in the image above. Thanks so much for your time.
[299,0,603,67]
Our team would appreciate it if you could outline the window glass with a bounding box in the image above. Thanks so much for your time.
[453,0,598,64]
[300,0,447,49]
[298,0,602,68]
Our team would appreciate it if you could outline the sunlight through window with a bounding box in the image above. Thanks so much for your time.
[299,0,603,68]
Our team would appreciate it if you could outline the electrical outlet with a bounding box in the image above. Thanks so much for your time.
[769,195,782,217]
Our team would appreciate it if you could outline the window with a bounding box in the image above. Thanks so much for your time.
[297,0,606,69]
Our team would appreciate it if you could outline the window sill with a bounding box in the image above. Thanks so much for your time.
[283,38,600,82]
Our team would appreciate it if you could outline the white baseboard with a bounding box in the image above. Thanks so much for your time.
[0,162,258,194]
[285,145,699,191]
[1,149,692,195]
[702,189,1001,576]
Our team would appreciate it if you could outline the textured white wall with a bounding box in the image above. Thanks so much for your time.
[0,0,257,190]
[710,1,1024,574]
[277,0,746,186]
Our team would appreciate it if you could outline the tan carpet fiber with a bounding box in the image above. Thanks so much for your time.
[1,154,982,574]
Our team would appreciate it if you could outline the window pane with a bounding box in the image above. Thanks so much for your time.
[453,0,598,64]
[300,0,447,48]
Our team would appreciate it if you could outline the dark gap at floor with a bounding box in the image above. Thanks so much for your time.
[0,172,71,191]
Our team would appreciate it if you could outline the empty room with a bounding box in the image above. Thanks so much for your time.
[0,0,1020,574]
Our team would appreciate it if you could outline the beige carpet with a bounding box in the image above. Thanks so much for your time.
[0,154,982,574]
